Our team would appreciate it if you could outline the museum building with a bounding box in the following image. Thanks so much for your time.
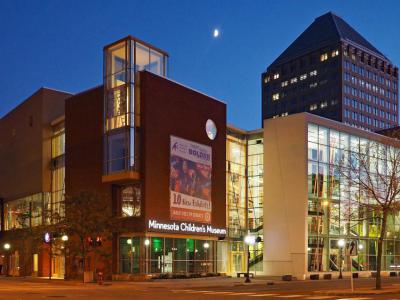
[1,33,400,281]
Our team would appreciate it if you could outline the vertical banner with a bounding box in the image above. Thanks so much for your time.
[170,136,212,224]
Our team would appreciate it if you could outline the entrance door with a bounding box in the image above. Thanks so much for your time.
[52,255,65,278]
[231,252,244,274]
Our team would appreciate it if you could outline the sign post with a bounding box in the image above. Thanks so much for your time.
[346,240,358,292]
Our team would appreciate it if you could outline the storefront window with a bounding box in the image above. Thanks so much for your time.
[119,237,215,274]
[119,237,140,274]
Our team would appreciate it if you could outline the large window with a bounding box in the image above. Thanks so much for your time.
[51,123,65,222]
[307,123,400,272]
[119,237,214,274]
[4,193,44,230]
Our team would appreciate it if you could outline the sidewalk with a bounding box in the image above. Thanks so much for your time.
[316,285,400,296]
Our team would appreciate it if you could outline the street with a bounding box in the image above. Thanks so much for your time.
[2,276,400,300]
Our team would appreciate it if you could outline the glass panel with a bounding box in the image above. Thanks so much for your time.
[135,43,150,72]
[107,131,126,173]
[149,49,163,75]
[106,42,127,89]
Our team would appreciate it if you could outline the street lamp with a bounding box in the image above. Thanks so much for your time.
[144,239,150,274]
[3,243,11,276]
[338,239,345,279]
[244,235,256,283]
[203,242,210,273]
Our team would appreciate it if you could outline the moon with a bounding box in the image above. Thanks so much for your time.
[213,29,220,38]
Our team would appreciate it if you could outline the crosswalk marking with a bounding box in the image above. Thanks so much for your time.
[276,295,304,298]
[226,292,256,296]
[202,291,233,294]
[305,297,336,300]
[337,298,371,300]
[186,290,216,293]
[248,294,279,297]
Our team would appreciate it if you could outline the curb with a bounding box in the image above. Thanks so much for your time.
[314,289,400,296]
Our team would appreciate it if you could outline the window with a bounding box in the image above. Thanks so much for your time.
[273,73,280,80]
[310,82,318,88]
[320,53,328,62]
[281,81,289,87]
[310,70,317,76]
[281,112,288,117]
[272,93,280,101]
[320,101,328,109]
[264,76,270,83]
[300,74,307,80]
[121,185,141,217]
[290,77,298,84]
[106,131,127,172]
[331,50,339,57]
[310,104,318,111]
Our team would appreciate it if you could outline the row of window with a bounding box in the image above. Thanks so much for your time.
[344,60,398,88]
[309,99,338,111]
[272,80,323,102]
[344,85,397,109]
[272,112,289,119]
[267,69,318,86]
[344,110,392,129]
[344,73,397,100]
[320,49,339,62]
[344,97,397,121]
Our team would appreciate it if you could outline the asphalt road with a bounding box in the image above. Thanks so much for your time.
[2,276,400,300]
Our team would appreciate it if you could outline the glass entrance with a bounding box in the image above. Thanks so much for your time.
[119,236,214,274]
[231,252,244,274]
[52,255,65,278]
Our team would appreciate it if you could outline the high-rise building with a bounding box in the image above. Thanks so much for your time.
[262,12,399,132]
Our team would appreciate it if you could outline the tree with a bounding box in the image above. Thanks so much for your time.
[340,138,400,290]
[58,192,114,283]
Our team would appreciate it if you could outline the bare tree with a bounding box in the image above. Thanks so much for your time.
[58,192,115,283]
[340,138,400,290]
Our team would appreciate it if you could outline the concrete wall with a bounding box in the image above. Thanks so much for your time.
[263,113,308,280]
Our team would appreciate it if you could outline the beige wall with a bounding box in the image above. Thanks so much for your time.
[0,88,70,200]
[263,113,308,279]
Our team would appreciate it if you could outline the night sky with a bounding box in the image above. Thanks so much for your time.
[0,0,399,130]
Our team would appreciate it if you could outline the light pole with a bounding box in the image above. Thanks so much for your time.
[244,235,256,283]
[61,235,68,279]
[203,242,210,273]
[338,239,345,279]
[3,243,11,276]
[144,238,150,274]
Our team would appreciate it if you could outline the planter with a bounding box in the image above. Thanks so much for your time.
[371,271,377,278]
[323,274,332,280]
[282,275,292,281]
[352,273,358,278]
[84,271,94,283]
[390,271,397,277]
[310,274,319,280]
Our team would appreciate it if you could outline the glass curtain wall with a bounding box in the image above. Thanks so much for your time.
[247,135,264,272]
[103,37,167,174]
[226,129,264,274]
[50,122,65,223]
[226,133,247,238]
[307,123,400,272]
